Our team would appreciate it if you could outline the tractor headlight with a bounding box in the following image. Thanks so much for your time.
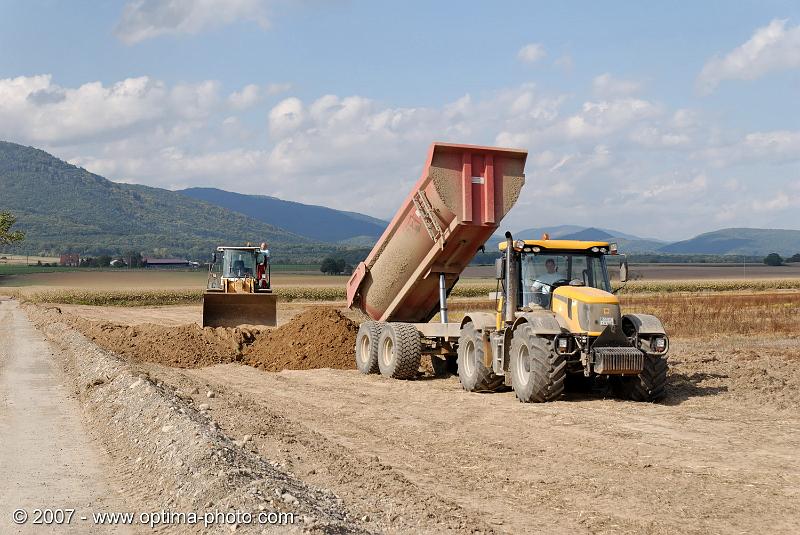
[513,240,525,251]
[556,336,571,354]
[651,336,667,353]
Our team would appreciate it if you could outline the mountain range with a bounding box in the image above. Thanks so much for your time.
[0,141,369,262]
[2,140,799,259]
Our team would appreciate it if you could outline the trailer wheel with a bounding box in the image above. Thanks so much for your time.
[377,323,421,379]
[355,321,384,374]
[457,322,503,392]
[616,355,668,402]
[509,325,565,403]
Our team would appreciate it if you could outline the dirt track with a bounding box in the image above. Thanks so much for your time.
[6,300,800,533]
[0,299,133,534]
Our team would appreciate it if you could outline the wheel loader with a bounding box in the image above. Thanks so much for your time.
[347,142,669,403]
[202,245,277,328]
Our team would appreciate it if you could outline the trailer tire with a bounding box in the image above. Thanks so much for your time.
[377,323,421,379]
[457,322,503,392]
[356,321,384,374]
[509,325,565,403]
[616,355,668,402]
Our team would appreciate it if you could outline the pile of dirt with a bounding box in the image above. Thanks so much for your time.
[243,307,358,372]
[70,317,253,368]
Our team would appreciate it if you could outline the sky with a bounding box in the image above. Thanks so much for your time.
[1,0,799,240]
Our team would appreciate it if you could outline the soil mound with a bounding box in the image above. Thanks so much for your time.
[71,317,252,368]
[243,307,358,371]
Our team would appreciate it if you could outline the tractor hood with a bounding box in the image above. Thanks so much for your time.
[552,286,620,335]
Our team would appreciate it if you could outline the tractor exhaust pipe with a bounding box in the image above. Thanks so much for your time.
[504,231,518,323]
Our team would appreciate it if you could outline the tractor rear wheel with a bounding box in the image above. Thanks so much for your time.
[616,355,668,402]
[377,323,421,379]
[509,325,566,403]
[457,322,503,392]
[355,321,384,374]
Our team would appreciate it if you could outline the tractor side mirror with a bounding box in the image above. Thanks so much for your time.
[495,257,505,280]
[619,258,629,283]
[211,252,217,263]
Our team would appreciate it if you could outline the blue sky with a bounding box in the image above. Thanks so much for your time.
[1,0,799,239]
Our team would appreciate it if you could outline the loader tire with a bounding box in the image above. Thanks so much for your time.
[457,322,503,392]
[356,321,384,374]
[377,323,421,379]
[617,355,668,402]
[509,325,565,403]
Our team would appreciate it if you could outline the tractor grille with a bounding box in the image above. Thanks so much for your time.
[593,346,644,375]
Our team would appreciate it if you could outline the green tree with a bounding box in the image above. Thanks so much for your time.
[320,257,338,274]
[763,253,783,266]
[0,211,24,246]
[788,253,800,263]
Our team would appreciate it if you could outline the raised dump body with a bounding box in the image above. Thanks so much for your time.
[347,142,527,323]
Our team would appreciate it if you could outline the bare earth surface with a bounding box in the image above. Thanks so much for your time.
[148,336,800,535]
[4,298,799,534]
[0,299,134,534]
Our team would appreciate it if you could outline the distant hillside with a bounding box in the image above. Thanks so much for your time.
[659,228,800,256]
[179,187,387,244]
[0,141,366,261]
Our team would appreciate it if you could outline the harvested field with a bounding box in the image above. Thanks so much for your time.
[7,292,800,534]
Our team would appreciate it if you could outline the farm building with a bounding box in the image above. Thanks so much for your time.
[142,257,191,269]
[60,253,80,266]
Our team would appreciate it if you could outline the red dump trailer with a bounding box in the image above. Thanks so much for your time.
[347,142,527,378]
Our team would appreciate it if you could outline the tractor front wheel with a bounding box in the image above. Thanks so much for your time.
[457,322,503,392]
[509,325,566,403]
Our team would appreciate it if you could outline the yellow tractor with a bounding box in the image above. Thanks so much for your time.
[202,244,277,327]
[456,232,669,402]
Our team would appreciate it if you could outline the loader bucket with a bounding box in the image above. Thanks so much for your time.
[202,292,277,328]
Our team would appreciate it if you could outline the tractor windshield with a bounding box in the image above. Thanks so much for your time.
[224,250,256,278]
[520,252,611,307]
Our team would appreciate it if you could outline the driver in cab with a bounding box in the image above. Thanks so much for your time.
[529,258,561,307]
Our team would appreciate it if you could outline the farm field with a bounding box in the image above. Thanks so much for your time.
[464,261,800,280]
[3,287,797,534]
[3,264,800,534]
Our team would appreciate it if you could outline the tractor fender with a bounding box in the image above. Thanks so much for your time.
[622,313,666,336]
[460,312,495,332]
[511,312,563,335]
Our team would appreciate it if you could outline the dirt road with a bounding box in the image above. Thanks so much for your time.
[146,336,800,535]
[0,299,132,534]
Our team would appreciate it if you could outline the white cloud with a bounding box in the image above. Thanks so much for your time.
[697,129,800,166]
[228,84,262,110]
[697,19,800,94]
[0,74,219,145]
[115,0,270,44]
[268,97,306,136]
[592,73,643,97]
[517,43,546,64]
[3,73,799,238]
